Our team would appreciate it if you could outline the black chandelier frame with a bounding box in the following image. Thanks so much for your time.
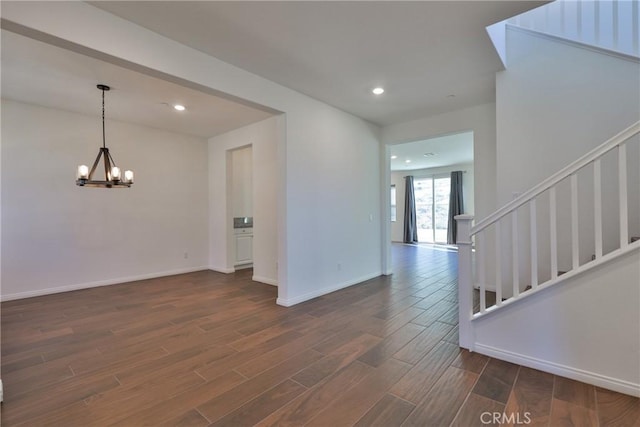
[76,84,133,188]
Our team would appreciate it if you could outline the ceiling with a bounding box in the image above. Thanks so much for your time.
[1,1,546,139]
[0,29,274,139]
[390,132,473,172]
[90,1,546,126]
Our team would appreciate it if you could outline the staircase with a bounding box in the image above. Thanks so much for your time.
[488,0,639,66]
[455,0,640,397]
[456,121,640,396]
[508,0,639,59]
[458,120,639,312]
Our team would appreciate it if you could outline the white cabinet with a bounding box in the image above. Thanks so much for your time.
[235,228,253,266]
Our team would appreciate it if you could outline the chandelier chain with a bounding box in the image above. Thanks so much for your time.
[102,87,106,149]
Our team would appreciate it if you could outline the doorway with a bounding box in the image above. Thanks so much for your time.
[229,145,254,270]
[388,131,474,247]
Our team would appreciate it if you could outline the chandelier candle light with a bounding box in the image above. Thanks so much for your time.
[76,84,134,188]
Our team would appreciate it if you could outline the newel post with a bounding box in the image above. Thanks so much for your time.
[455,214,474,350]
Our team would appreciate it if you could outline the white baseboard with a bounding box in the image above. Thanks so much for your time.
[474,343,640,397]
[252,275,278,286]
[0,266,209,302]
[276,271,381,307]
[209,266,235,274]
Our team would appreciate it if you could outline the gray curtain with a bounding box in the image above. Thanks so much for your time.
[447,171,464,244]
[404,176,418,243]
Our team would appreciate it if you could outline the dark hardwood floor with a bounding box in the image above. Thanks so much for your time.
[1,244,638,426]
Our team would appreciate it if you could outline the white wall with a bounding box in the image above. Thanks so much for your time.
[473,248,640,397]
[283,107,382,305]
[390,163,474,243]
[231,146,253,218]
[495,28,640,290]
[1,99,209,300]
[209,116,279,286]
[2,2,384,306]
[210,109,381,301]
[497,27,640,206]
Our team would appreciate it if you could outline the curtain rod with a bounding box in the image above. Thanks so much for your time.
[402,170,467,178]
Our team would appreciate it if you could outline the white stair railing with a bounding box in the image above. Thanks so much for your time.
[509,0,640,58]
[456,121,640,349]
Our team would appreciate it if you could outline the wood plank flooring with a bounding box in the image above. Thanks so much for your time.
[1,244,638,426]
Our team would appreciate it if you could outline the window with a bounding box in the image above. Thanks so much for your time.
[390,185,397,222]
[414,176,451,243]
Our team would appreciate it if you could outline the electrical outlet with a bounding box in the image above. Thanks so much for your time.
[183,251,189,259]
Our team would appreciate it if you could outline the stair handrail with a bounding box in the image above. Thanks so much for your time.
[472,121,640,235]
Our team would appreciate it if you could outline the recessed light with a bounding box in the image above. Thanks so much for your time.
[391,155,397,159]
[446,94,456,98]
[405,159,411,163]
[423,152,435,157]
[372,87,385,95]
[173,104,186,111]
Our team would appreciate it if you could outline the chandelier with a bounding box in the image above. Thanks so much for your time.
[76,84,134,188]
